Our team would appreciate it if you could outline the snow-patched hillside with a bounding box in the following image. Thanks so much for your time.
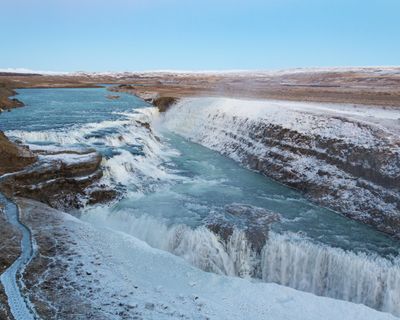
[3,66,399,78]
[18,198,398,320]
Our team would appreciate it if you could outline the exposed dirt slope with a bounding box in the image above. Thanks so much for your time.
[0,133,37,176]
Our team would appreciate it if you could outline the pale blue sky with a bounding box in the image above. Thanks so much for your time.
[2,0,399,72]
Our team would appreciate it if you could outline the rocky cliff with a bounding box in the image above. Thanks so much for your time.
[0,132,36,176]
[0,134,116,211]
[163,97,400,238]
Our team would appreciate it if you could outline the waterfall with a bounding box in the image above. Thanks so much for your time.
[83,208,400,316]
[83,209,258,277]
[13,95,400,316]
[261,233,400,316]
[6,107,182,190]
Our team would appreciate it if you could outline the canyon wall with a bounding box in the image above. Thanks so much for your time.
[163,97,400,237]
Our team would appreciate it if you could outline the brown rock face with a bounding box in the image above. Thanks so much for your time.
[87,188,118,205]
[205,203,281,253]
[0,132,37,176]
[16,198,108,319]
[0,146,117,210]
[238,122,400,237]
[0,85,24,110]
[152,97,178,112]
[0,205,21,273]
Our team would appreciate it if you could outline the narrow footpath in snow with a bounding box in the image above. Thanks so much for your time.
[0,192,37,320]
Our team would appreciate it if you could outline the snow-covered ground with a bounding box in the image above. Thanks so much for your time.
[164,97,400,142]
[18,198,399,320]
[2,66,399,78]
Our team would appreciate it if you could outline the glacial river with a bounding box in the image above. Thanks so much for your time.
[1,87,399,315]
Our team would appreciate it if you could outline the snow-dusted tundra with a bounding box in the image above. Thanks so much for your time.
[163,97,400,237]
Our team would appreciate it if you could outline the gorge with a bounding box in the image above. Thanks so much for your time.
[0,70,399,319]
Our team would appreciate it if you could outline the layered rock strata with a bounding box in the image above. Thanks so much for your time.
[164,98,400,237]
[0,138,116,211]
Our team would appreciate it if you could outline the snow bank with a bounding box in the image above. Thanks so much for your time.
[82,206,400,316]
[163,97,400,146]
[58,208,398,320]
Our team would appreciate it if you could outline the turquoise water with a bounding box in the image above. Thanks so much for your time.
[145,132,400,255]
[1,87,398,259]
[0,88,149,132]
[3,87,400,316]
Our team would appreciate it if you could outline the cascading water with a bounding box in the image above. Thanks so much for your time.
[4,88,400,317]
[7,107,180,191]
[83,206,400,316]
[162,97,400,237]
[82,209,256,277]
[261,233,400,316]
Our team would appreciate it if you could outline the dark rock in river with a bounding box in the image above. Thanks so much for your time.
[0,85,24,110]
[87,188,118,205]
[106,95,120,100]
[152,96,178,112]
[136,120,151,130]
[205,203,281,253]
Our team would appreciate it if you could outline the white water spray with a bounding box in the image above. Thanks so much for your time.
[261,233,400,316]
[83,207,400,316]
[7,107,182,190]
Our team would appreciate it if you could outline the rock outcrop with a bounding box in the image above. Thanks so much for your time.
[0,144,117,210]
[0,132,37,176]
[0,206,21,274]
[152,97,178,112]
[0,85,24,110]
[205,203,281,253]
[16,198,113,319]
[109,85,178,112]
[242,122,400,236]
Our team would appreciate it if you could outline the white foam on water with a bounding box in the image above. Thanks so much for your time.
[82,207,257,277]
[262,233,400,316]
[54,202,399,320]
[7,107,183,190]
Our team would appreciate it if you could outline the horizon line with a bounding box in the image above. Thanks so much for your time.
[1,65,400,76]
